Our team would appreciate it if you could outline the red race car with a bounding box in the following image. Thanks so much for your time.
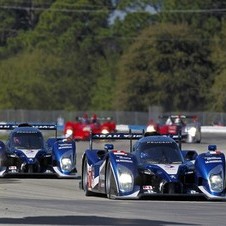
[146,115,201,143]
[64,114,116,141]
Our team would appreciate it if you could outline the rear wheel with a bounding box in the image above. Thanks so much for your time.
[106,161,118,199]
[196,131,201,143]
[82,157,93,196]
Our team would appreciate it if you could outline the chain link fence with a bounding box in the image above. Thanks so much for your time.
[0,109,226,126]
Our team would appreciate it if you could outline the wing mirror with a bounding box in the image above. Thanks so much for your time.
[183,150,198,161]
[208,144,217,151]
[104,144,114,151]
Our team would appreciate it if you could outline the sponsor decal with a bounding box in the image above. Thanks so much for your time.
[58,143,73,149]
[118,156,131,160]
[113,150,127,155]
[16,131,38,134]
[205,160,222,164]
[143,185,153,190]
[33,125,56,129]
[93,133,143,139]
[115,153,133,163]
[204,156,223,164]
[116,159,133,163]
[94,134,122,139]
[147,141,173,144]
[158,164,179,174]
[26,150,34,153]
[20,149,40,158]
[9,166,17,170]
[87,166,93,189]
[164,165,174,169]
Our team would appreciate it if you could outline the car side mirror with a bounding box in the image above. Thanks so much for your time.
[182,150,198,161]
[104,144,114,151]
[208,144,217,151]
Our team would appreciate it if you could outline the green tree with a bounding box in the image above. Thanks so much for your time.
[161,0,226,35]
[114,23,214,111]
[0,0,117,110]
[209,22,226,111]
[90,55,117,110]
[0,49,68,110]
[0,0,55,48]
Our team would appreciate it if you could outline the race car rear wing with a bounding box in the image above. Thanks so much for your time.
[159,114,198,120]
[0,122,58,137]
[89,131,144,152]
[0,122,57,130]
[91,132,143,140]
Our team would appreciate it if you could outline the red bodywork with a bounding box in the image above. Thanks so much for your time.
[64,117,116,141]
[157,124,179,135]
[147,115,195,135]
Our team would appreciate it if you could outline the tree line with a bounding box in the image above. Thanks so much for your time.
[0,0,226,112]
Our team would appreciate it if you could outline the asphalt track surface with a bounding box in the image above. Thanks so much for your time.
[1,133,226,226]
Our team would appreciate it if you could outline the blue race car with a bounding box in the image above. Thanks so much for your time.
[81,132,226,200]
[0,123,77,178]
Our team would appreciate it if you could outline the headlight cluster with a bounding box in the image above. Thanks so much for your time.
[117,165,133,193]
[209,173,224,192]
[186,127,197,137]
[61,157,72,171]
[66,129,73,137]
[101,129,109,134]
[146,125,156,133]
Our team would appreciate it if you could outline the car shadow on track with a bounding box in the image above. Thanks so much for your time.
[0,215,195,225]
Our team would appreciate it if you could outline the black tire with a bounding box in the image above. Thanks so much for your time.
[82,157,93,196]
[196,131,201,143]
[106,161,118,199]
[0,154,6,167]
[28,165,33,173]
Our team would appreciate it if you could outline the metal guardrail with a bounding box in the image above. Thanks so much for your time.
[1,109,226,126]
[116,125,226,133]
[201,126,226,133]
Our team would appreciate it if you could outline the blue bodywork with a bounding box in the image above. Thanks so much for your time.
[81,132,226,200]
[0,123,77,178]
[47,138,77,177]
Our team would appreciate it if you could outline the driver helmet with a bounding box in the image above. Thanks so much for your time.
[91,114,97,123]
[13,136,20,144]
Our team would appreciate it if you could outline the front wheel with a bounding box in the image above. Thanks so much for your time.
[106,161,118,199]
[28,165,33,173]
[82,157,93,196]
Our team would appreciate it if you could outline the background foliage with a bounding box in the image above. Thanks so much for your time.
[0,0,226,112]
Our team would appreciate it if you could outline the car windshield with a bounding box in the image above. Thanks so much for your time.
[138,142,183,164]
[12,133,44,149]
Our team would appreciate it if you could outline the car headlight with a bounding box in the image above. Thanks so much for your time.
[146,125,156,132]
[66,129,73,137]
[9,153,19,158]
[61,157,72,171]
[209,173,223,192]
[101,129,109,134]
[187,127,197,137]
[117,165,133,193]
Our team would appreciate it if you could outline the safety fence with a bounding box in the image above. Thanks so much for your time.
[0,109,226,126]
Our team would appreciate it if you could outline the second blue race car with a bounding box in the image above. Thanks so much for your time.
[81,132,226,200]
[0,122,77,178]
